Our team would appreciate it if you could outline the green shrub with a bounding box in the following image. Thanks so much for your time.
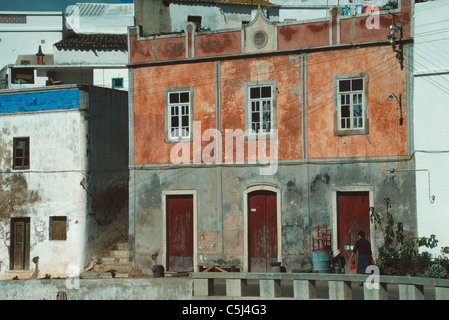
[371,198,440,277]
[428,264,447,279]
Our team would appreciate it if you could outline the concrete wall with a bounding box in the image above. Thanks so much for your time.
[130,160,416,275]
[85,86,129,261]
[414,0,449,255]
[0,278,193,300]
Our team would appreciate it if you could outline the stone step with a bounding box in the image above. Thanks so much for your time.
[116,243,129,251]
[101,257,129,264]
[94,263,130,273]
[114,272,130,278]
[101,257,116,264]
[110,250,129,259]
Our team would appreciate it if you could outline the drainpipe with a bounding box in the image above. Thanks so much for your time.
[386,168,435,204]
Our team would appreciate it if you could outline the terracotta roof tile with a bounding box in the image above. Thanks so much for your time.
[54,33,128,51]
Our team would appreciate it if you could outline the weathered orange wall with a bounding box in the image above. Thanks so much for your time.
[220,55,303,162]
[195,31,241,58]
[306,46,408,159]
[131,0,412,164]
[278,21,330,50]
[133,45,409,164]
[133,62,217,164]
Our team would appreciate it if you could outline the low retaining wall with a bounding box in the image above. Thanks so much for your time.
[0,277,193,300]
[2,273,448,300]
[193,272,449,300]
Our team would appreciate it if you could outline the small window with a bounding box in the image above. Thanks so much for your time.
[245,81,276,137]
[13,137,29,170]
[334,73,369,135]
[112,78,124,89]
[165,88,193,142]
[187,16,201,30]
[49,216,67,240]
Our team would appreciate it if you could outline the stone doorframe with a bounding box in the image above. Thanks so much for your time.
[331,186,376,257]
[161,190,198,272]
[243,183,282,272]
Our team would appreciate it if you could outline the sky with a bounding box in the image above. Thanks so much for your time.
[0,0,133,12]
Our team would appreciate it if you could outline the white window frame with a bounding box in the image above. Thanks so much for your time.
[165,87,193,142]
[334,73,369,136]
[244,81,277,139]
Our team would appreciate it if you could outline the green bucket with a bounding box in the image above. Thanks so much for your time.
[312,250,332,273]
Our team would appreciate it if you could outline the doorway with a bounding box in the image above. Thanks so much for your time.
[336,191,370,267]
[166,195,194,272]
[10,218,30,270]
[248,190,278,272]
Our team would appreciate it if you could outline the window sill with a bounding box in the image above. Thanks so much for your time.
[165,137,193,144]
[334,128,368,136]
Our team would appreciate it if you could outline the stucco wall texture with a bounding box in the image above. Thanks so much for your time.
[129,0,416,274]
[0,86,129,279]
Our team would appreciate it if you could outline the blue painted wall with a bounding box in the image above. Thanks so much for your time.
[0,89,80,114]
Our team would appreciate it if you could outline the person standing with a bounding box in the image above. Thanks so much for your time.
[350,231,374,274]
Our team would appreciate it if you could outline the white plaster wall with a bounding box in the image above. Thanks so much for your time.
[93,68,129,91]
[272,0,389,22]
[169,0,390,32]
[0,109,89,278]
[66,3,134,34]
[0,12,64,69]
[414,0,449,255]
[53,48,128,66]
[170,3,256,32]
[71,16,134,34]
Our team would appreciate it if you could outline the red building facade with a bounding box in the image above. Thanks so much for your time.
[128,1,416,275]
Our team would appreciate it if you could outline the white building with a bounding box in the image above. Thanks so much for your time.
[1,3,134,91]
[0,11,65,89]
[0,84,128,279]
[166,0,392,33]
[414,0,449,255]
[0,11,65,70]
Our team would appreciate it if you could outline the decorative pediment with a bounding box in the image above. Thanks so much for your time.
[242,7,277,54]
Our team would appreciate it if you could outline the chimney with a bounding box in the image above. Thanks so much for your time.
[36,45,44,65]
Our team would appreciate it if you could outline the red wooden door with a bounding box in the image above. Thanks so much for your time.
[248,191,277,272]
[337,192,370,260]
[167,195,193,271]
